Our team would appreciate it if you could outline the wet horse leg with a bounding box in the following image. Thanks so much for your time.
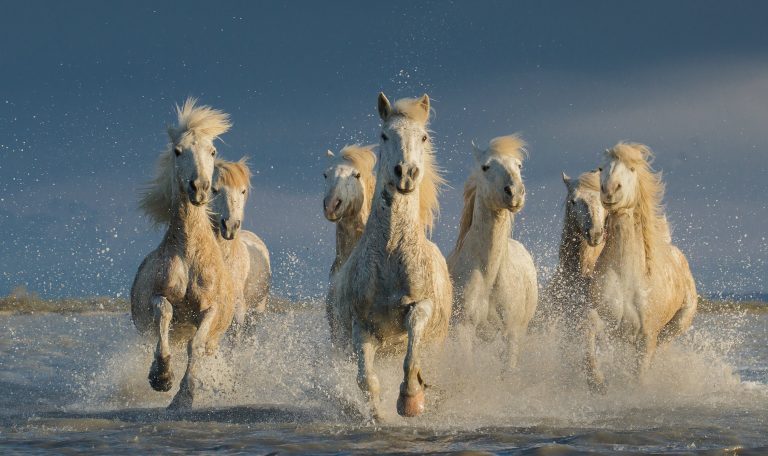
[168,306,218,410]
[397,299,433,417]
[584,309,606,394]
[148,295,174,392]
[352,320,380,420]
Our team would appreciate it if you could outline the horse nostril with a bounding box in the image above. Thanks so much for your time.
[235,220,241,230]
[504,186,513,196]
[334,199,342,210]
[410,167,420,179]
[394,164,403,177]
[190,180,197,191]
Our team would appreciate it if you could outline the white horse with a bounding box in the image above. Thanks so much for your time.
[131,98,235,409]
[209,159,271,327]
[323,145,377,275]
[586,142,697,392]
[322,144,377,347]
[539,170,605,328]
[448,135,538,369]
[332,93,452,418]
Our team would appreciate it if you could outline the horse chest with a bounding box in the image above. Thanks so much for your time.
[595,267,644,334]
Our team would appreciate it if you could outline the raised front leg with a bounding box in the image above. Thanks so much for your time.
[397,299,433,417]
[168,306,218,410]
[584,309,606,394]
[352,320,380,420]
[148,295,174,392]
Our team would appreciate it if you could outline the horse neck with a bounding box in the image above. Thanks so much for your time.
[366,183,425,251]
[600,208,646,274]
[166,191,217,255]
[464,194,512,267]
[215,231,239,260]
[558,211,592,279]
[332,213,366,274]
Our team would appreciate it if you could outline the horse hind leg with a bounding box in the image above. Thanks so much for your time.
[168,306,218,410]
[397,299,433,418]
[148,295,174,392]
[352,320,381,420]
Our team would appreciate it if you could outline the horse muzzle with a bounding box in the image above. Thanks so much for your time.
[323,197,343,221]
[220,219,241,240]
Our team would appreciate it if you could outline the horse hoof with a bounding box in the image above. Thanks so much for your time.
[148,358,174,392]
[167,389,193,410]
[396,389,425,417]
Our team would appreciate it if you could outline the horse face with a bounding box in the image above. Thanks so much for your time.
[600,159,637,211]
[173,135,216,206]
[210,176,247,241]
[378,93,430,195]
[323,162,364,222]
[478,155,526,212]
[567,183,605,246]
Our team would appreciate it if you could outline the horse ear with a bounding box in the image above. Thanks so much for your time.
[326,149,335,158]
[562,172,571,186]
[378,92,392,121]
[418,94,430,118]
[471,140,483,161]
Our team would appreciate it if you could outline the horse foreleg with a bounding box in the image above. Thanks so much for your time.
[168,306,218,410]
[352,320,380,420]
[148,295,174,392]
[501,324,522,371]
[397,299,433,418]
[634,331,658,385]
[584,309,606,394]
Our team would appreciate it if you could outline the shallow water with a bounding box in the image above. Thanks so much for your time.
[0,306,766,454]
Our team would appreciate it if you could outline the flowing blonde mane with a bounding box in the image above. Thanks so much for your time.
[605,142,667,273]
[390,97,446,234]
[139,98,232,226]
[577,169,601,192]
[215,158,252,191]
[454,135,527,252]
[340,144,377,221]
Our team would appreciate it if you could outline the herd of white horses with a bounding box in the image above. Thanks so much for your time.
[130,95,697,417]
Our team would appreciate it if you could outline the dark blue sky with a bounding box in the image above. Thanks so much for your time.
[1,1,766,298]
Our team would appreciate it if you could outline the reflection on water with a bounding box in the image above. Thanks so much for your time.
[0,306,766,454]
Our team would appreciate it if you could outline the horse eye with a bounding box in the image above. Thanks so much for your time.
[212,188,219,194]
[355,172,361,179]
[598,167,603,172]
[174,146,182,156]
[241,189,246,195]
[381,133,388,141]
[211,148,217,157]
[481,165,490,172]
[421,135,428,142]
[630,167,635,172]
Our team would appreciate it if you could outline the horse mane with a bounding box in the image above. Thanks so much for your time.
[577,169,601,193]
[215,158,252,192]
[139,98,232,226]
[487,134,527,161]
[340,144,377,221]
[455,135,526,252]
[605,142,668,273]
[390,97,445,234]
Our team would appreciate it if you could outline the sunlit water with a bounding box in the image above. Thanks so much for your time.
[1,304,766,454]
